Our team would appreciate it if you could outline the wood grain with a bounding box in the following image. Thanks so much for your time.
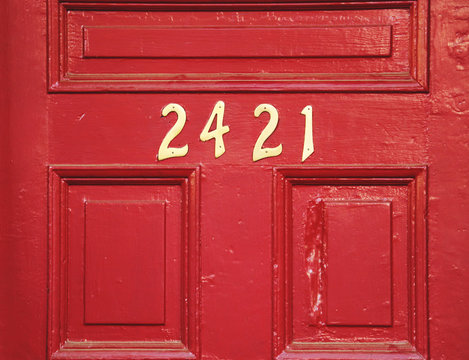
[84,25,392,58]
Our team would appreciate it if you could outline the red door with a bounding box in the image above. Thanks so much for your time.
[1,0,468,359]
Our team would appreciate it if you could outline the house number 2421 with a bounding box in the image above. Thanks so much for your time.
[157,101,314,162]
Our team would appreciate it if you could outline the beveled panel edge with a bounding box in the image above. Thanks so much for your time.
[271,165,428,359]
[47,0,428,93]
[47,165,201,360]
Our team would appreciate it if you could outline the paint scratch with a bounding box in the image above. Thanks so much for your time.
[76,113,86,122]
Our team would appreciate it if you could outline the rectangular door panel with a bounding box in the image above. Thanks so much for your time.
[48,0,428,92]
[273,167,427,359]
[48,167,200,360]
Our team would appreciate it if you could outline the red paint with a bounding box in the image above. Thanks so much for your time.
[84,200,166,325]
[49,2,426,92]
[84,25,392,58]
[325,201,392,326]
[275,167,427,358]
[49,167,200,359]
[1,1,469,360]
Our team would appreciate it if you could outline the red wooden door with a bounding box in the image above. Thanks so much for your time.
[1,1,468,360]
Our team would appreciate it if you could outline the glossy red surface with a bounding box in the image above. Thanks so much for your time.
[1,1,468,359]
[50,2,425,92]
[274,167,427,358]
[324,201,392,327]
[83,200,166,325]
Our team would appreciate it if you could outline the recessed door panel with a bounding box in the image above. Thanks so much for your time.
[48,167,200,359]
[49,0,427,92]
[273,167,427,359]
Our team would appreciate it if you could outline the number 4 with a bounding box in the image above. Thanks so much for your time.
[200,101,230,158]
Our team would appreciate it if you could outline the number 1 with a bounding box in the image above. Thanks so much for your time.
[301,105,314,162]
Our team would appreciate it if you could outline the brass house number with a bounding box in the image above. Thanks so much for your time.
[157,102,314,162]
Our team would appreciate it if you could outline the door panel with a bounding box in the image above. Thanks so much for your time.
[48,168,200,359]
[1,0,469,360]
[273,167,427,358]
[48,1,427,92]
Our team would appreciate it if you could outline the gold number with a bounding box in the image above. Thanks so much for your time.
[253,104,283,162]
[200,101,230,158]
[158,103,189,161]
[301,105,314,162]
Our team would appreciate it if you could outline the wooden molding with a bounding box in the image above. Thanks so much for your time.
[48,0,429,92]
[272,166,428,359]
[48,166,201,360]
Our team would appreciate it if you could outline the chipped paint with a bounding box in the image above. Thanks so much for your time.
[305,198,325,326]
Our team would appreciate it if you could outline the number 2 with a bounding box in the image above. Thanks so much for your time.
[157,103,189,161]
[253,104,283,162]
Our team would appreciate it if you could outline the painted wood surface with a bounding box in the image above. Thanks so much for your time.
[0,0,468,359]
[49,2,427,92]
[83,25,392,58]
